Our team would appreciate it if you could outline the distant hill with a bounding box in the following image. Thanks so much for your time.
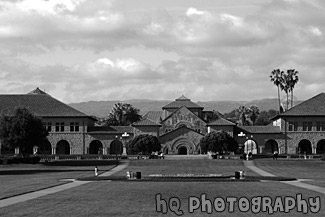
[69,98,302,118]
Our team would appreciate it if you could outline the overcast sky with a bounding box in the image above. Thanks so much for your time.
[0,0,324,103]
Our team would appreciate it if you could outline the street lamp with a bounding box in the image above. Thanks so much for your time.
[121,132,130,156]
[238,132,246,153]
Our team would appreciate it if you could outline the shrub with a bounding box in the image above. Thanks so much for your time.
[321,156,325,161]
[0,158,4,164]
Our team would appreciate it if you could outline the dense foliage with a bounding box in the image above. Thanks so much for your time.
[199,131,238,154]
[0,108,49,157]
[127,134,161,155]
[105,103,142,126]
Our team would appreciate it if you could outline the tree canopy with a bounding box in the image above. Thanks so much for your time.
[0,108,49,157]
[105,103,142,126]
[127,134,161,155]
[199,131,238,154]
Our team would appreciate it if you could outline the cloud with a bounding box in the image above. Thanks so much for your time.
[0,0,325,103]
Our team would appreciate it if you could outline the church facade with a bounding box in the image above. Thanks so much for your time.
[0,88,325,156]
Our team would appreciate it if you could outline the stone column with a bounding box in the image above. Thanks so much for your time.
[70,147,72,155]
[52,148,56,155]
[15,147,19,155]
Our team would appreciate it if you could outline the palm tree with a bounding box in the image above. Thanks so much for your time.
[286,69,299,109]
[249,105,260,126]
[270,69,284,113]
[237,106,252,126]
[106,103,142,126]
[281,73,290,110]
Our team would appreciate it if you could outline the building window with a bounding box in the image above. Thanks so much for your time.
[316,121,325,131]
[70,122,80,132]
[45,122,52,132]
[288,122,298,131]
[302,121,312,131]
[55,122,65,132]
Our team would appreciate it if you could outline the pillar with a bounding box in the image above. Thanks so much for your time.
[52,148,56,155]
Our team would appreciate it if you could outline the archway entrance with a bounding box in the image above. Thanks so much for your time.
[298,139,312,154]
[163,146,169,155]
[178,146,188,155]
[0,145,15,155]
[89,140,103,154]
[244,140,258,154]
[110,140,123,155]
[38,140,52,155]
[56,140,70,155]
[264,140,278,154]
[316,140,325,154]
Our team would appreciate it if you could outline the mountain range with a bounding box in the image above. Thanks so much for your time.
[69,98,302,118]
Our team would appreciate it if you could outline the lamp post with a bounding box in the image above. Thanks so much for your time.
[238,132,246,154]
[121,132,129,156]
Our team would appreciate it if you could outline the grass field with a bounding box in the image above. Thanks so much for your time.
[0,158,324,216]
[254,159,325,188]
[0,163,117,199]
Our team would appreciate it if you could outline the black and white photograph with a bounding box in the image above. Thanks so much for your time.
[0,0,324,216]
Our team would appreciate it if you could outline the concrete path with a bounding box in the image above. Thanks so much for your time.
[243,160,325,195]
[99,160,129,176]
[0,161,130,208]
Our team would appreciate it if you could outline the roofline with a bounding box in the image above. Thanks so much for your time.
[162,106,204,109]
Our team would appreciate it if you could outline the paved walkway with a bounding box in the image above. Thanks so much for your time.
[0,161,129,208]
[243,160,325,195]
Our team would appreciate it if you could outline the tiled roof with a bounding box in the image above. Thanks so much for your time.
[132,118,161,126]
[88,126,133,134]
[237,126,281,134]
[0,94,93,119]
[207,118,236,126]
[276,93,325,117]
[161,106,206,124]
[143,111,162,123]
[162,95,203,109]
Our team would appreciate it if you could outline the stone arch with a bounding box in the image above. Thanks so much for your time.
[244,139,258,154]
[0,145,15,155]
[298,139,312,154]
[178,146,188,155]
[264,139,279,154]
[38,140,52,155]
[110,139,123,155]
[172,138,196,155]
[56,140,70,155]
[163,145,170,154]
[175,121,191,129]
[316,139,325,154]
[89,140,103,155]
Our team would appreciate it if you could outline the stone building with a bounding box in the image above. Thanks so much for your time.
[0,88,132,155]
[1,88,325,156]
[271,93,325,155]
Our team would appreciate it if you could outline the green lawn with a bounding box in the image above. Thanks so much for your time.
[0,159,324,216]
[112,159,258,177]
[0,163,116,199]
[254,159,325,188]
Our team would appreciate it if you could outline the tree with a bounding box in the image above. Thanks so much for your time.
[270,69,284,113]
[127,134,161,155]
[286,69,299,109]
[106,103,142,126]
[0,108,49,157]
[199,131,238,155]
[237,106,252,126]
[255,109,277,126]
[248,106,260,126]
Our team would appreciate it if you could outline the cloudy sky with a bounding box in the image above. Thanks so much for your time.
[0,0,324,103]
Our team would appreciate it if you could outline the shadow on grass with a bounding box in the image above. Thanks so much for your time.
[0,169,95,175]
